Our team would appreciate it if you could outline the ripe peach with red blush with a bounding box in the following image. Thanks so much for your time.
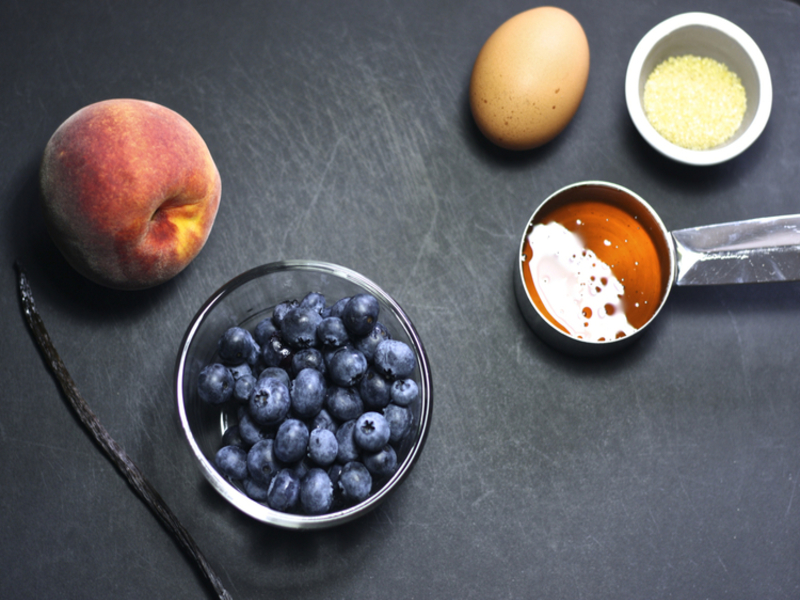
[40,98,221,290]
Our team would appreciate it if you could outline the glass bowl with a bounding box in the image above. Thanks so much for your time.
[625,12,772,166]
[175,260,432,530]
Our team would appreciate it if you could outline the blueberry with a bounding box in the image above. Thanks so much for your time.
[354,412,391,453]
[291,348,326,377]
[299,292,326,315]
[282,306,323,349]
[246,439,281,485]
[290,368,326,419]
[390,378,419,407]
[274,419,310,464]
[322,344,341,370]
[338,461,372,504]
[299,468,334,515]
[316,316,349,347]
[267,469,301,512]
[327,296,350,318]
[253,317,279,346]
[383,404,413,444]
[233,374,256,403]
[242,477,271,502]
[238,412,269,448]
[215,445,248,480]
[198,363,234,405]
[310,408,338,435]
[363,444,398,478]
[272,299,298,329]
[327,346,368,387]
[353,322,391,362]
[341,293,380,337]
[221,424,245,448]
[374,339,416,379]
[335,419,360,464]
[218,327,260,366]
[359,368,392,410]
[261,336,293,370]
[228,363,252,381]
[307,428,338,467]
[327,463,344,487]
[326,386,364,422]
[292,457,313,480]
[258,367,290,389]
[250,377,291,426]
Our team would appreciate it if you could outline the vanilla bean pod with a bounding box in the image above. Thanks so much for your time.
[15,262,233,600]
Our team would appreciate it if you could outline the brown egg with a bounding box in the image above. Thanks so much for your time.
[469,7,590,150]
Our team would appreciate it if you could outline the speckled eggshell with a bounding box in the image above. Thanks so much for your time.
[469,6,590,150]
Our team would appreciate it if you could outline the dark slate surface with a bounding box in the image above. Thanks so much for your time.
[2,1,800,598]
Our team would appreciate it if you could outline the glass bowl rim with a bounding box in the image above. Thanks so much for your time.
[174,259,433,529]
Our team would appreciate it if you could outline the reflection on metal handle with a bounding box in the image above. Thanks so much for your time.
[672,215,800,286]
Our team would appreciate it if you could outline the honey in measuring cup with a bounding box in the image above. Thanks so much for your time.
[521,185,673,342]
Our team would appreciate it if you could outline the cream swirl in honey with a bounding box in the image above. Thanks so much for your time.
[527,222,636,341]
[521,196,669,342]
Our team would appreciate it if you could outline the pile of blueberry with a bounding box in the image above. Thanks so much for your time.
[197,291,419,516]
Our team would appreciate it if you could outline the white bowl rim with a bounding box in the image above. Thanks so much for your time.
[625,11,772,166]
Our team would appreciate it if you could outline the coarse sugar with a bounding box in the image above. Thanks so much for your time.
[643,55,747,150]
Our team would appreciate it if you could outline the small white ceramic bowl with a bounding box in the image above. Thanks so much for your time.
[625,12,772,166]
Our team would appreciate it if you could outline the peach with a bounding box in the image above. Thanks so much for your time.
[40,98,221,290]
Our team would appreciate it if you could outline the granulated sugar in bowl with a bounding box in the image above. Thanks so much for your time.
[643,54,747,150]
[625,12,771,166]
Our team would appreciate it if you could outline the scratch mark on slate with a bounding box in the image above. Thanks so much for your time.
[786,469,799,517]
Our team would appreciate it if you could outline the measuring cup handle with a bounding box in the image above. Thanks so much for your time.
[672,214,800,286]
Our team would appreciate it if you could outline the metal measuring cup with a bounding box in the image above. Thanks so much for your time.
[514,181,800,357]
